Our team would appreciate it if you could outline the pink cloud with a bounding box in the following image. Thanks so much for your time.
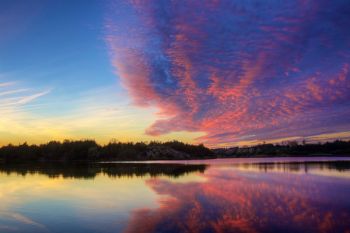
[106,0,350,146]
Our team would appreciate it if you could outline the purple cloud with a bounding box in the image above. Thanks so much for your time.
[106,0,350,146]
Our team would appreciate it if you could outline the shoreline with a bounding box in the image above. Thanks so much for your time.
[1,155,350,165]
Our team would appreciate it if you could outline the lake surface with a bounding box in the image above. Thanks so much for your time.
[1,157,350,233]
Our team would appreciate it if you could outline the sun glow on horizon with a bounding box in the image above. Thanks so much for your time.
[0,0,350,147]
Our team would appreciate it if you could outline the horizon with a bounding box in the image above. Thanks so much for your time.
[1,0,350,148]
[1,138,349,150]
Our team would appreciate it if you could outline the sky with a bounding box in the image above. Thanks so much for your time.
[0,0,350,147]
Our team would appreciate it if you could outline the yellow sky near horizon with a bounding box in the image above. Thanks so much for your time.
[1,81,349,148]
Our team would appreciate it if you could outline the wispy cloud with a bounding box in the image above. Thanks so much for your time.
[0,85,189,146]
[0,82,15,87]
[106,0,350,146]
[0,84,51,110]
[0,88,28,97]
[16,89,51,105]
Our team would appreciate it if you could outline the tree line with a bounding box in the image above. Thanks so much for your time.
[214,140,350,157]
[0,140,214,163]
[0,139,349,163]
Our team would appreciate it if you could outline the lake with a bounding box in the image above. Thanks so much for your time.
[1,157,350,233]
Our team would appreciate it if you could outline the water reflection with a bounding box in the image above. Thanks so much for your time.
[0,159,350,233]
[125,162,350,233]
[0,163,207,179]
[234,160,350,173]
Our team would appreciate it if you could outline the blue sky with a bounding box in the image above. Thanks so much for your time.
[1,0,112,94]
[1,0,350,147]
[0,0,173,145]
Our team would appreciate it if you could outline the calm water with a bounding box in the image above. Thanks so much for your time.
[1,157,350,233]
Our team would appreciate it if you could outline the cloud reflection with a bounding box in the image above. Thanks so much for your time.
[125,166,350,233]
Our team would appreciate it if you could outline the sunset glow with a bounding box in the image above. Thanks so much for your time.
[1,0,349,147]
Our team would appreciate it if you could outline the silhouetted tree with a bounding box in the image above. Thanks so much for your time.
[214,140,350,157]
[0,139,215,163]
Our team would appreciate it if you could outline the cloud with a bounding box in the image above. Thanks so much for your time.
[0,85,194,146]
[0,89,28,97]
[106,0,350,146]
[0,85,51,109]
[0,82,15,87]
[15,89,51,105]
